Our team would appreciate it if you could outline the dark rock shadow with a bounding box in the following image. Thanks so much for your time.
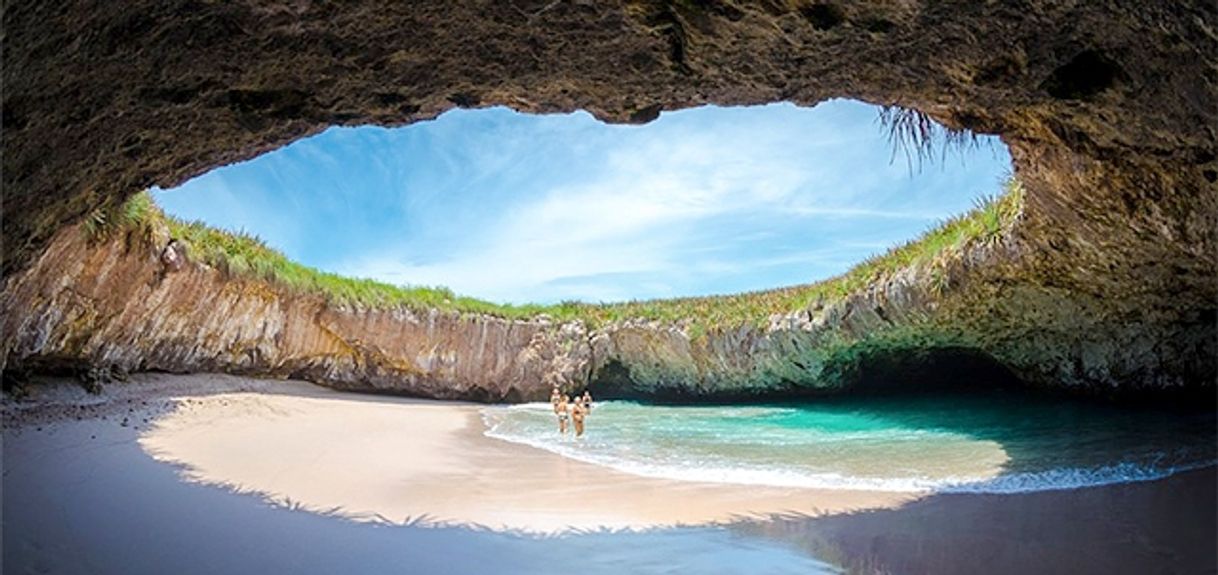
[727,466,1218,575]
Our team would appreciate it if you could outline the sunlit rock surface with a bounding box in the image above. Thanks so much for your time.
[2,1,1215,398]
[0,228,592,401]
[3,215,1212,400]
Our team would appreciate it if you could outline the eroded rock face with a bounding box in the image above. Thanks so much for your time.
[3,218,1212,401]
[0,228,594,401]
[1,1,1215,397]
[4,1,1215,273]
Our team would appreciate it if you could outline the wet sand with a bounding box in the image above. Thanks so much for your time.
[3,373,1215,574]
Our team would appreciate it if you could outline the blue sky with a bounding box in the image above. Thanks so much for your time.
[153,100,1010,304]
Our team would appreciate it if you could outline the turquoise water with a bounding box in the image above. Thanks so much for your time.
[482,393,1216,493]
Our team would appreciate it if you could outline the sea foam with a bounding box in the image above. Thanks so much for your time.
[482,400,1216,494]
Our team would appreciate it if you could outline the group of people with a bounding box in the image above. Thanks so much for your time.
[550,387,593,437]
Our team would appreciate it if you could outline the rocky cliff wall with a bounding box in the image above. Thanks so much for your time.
[4,1,1216,280]
[2,0,1214,400]
[5,207,1211,402]
[593,217,1215,400]
[0,226,593,401]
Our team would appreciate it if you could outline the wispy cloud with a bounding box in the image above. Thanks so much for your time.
[156,101,1011,304]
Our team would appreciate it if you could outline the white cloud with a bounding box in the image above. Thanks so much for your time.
[163,101,1011,304]
[336,115,896,302]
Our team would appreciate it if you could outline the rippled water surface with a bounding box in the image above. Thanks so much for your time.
[483,393,1216,493]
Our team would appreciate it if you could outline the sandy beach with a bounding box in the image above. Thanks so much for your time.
[8,373,915,533]
[4,373,1215,574]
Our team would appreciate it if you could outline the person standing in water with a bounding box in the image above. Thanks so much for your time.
[550,385,562,413]
[571,395,587,437]
[556,395,570,434]
[581,390,593,412]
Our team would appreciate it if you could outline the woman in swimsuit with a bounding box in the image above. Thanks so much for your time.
[581,390,593,412]
[556,395,570,434]
[571,396,587,437]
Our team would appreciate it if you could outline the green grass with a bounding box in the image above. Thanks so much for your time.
[91,177,1024,331]
[576,176,1023,328]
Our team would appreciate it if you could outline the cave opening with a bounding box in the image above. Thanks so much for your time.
[2,98,1036,401]
[149,99,1013,308]
[587,346,1025,404]
[2,6,1215,571]
[587,342,1216,413]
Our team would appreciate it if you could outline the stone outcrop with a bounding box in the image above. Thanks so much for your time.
[3,212,1212,402]
[0,226,593,401]
[2,1,1215,397]
[594,229,1215,400]
[4,2,1216,274]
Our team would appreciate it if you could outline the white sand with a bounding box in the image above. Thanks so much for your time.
[8,373,918,533]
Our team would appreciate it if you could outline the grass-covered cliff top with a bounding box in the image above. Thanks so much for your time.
[88,178,1023,329]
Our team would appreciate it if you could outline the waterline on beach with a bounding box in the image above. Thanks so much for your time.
[482,395,1217,494]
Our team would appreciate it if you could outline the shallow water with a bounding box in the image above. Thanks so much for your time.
[483,392,1217,493]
